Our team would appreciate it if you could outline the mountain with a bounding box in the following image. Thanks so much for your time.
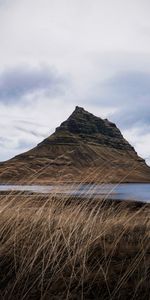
[0,106,150,184]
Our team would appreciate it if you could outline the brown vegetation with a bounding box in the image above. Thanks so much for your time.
[0,191,149,300]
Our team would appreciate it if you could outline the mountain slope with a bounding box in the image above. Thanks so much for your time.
[0,106,150,184]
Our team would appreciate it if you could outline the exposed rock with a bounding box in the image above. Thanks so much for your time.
[55,106,134,150]
[0,106,150,184]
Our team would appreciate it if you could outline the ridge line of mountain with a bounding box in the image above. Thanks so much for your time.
[0,106,149,184]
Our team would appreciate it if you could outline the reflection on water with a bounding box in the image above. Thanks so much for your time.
[0,183,150,203]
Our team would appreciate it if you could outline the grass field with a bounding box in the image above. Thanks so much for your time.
[0,191,150,300]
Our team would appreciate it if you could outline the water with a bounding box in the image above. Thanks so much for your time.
[0,183,150,203]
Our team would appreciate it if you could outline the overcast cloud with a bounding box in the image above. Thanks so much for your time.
[0,65,66,102]
[0,0,150,164]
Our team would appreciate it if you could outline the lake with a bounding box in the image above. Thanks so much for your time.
[0,183,150,203]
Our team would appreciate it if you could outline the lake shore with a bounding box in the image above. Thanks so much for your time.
[0,183,150,203]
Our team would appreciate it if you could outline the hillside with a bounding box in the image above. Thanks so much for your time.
[0,106,150,184]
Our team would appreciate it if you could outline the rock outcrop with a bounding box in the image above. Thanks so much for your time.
[0,106,150,184]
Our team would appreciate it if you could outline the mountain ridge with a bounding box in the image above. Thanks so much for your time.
[0,106,149,184]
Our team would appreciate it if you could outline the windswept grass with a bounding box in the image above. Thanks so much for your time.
[0,191,149,300]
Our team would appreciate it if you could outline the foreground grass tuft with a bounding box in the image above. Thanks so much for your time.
[0,193,150,300]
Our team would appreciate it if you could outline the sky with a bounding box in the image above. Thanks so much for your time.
[0,0,150,164]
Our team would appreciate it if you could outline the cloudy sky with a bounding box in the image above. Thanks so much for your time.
[0,0,150,164]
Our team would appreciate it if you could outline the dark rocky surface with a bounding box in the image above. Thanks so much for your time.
[52,106,133,150]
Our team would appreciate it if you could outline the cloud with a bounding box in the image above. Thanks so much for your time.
[0,85,76,162]
[103,72,150,101]
[0,0,10,6]
[0,65,65,103]
[88,71,150,129]
[0,63,74,161]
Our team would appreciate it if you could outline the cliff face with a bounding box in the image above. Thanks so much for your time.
[55,106,133,150]
[0,106,150,184]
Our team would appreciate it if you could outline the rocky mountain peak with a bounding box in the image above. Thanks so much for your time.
[53,106,134,151]
[56,106,119,137]
[74,106,85,112]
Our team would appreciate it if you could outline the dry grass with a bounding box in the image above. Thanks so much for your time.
[0,191,150,300]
